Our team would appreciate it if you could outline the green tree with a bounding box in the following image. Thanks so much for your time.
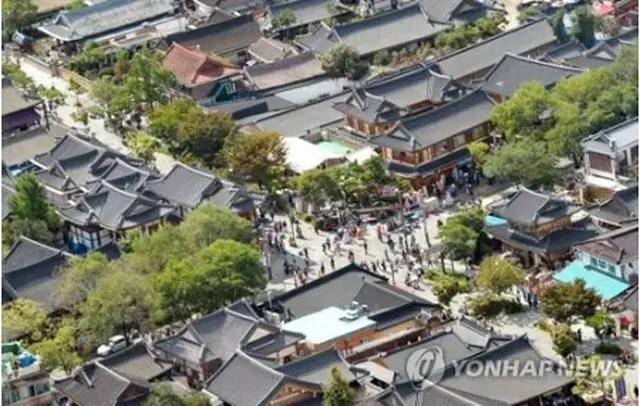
[178,204,255,249]
[319,44,369,80]
[69,42,105,76]
[121,225,190,274]
[152,239,267,320]
[223,131,287,190]
[2,0,37,38]
[71,107,90,128]
[37,86,66,112]
[271,8,297,29]
[550,323,576,359]
[439,206,485,261]
[474,12,506,37]
[124,47,174,109]
[585,311,615,343]
[79,269,162,346]
[9,172,60,230]
[323,366,356,406]
[545,100,589,167]
[3,218,54,247]
[176,110,237,167]
[2,299,48,342]
[292,168,341,207]
[432,273,471,306]
[33,319,82,375]
[146,383,211,406]
[483,140,561,189]
[2,61,36,93]
[372,50,391,66]
[474,255,525,295]
[571,5,597,48]
[148,98,197,144]
[65,0,85,10]
[490,81,553,142]
[57,252,112,309]
[539,279,601,324]
[549,9,568,43]
[127,131,159,164]
[468,141,489,166]
[518,7,540,24]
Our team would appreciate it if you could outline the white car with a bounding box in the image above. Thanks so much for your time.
[97,335,128,357]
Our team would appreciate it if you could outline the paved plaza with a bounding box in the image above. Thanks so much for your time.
[264,204,638,388]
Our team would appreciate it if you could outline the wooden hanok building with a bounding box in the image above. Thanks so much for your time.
[485,188,601,268]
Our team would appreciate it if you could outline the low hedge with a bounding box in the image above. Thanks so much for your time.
[467,293,524,319]
[594,342,623,356]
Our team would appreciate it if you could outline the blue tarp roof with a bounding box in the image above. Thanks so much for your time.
[554,260,630,300]
[485,215,508,226]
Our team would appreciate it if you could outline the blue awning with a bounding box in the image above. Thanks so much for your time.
[554,260,630,300]
[485,215,507,226]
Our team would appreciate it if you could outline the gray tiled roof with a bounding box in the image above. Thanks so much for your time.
[2,124,69,167]
[32,132,142,192]
[89,158,159,192]
[270,0,340,29]
[204,351,294,405]
[248,37,298,63]
[301,4,450,56]
[589,185,639,226]
[273,263,387,318]
[276,347,361,384]
[581,117,638,156]
[381,317,502,383]
[420,0,488,23]
[207,96,297,120]
[437,18,557,80]
[484,218,601,255]
[436,336,574,404]
[53,361,149,406]
[39,0,177,41]
[99,342,172,382]
[366,64,462,107]
[145,162,255,212]
[574,224,638,264]
[252,92,348,138]
[2,78,41,117]
[245,51,325,90]
[384,147,471,177]
[242,329,305,356]
[163,14,261,58]
[621,284,638,312]
[492,188,582,226]
[542,38,587,62]
[294,23,336,54]
[155,307,265,366]
[58,180,175,230]
[562,54,614,70]
[333,89,404,123]
[481,53,584,97]
[371,90,494,151]
[2,236,72,313]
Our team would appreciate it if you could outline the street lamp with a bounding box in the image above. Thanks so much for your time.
[418,191,431,248]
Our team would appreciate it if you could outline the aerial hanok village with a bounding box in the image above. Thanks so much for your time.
[0,0,638,404]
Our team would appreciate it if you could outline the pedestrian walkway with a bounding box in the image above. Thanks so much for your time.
[16,56,176,173]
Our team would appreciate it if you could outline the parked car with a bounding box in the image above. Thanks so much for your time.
[96,335,128,357]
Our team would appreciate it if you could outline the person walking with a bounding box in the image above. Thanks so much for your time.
[330,256,335,271]
[303,247,309,259]
[363,240,368,255]
[319,262,325,276]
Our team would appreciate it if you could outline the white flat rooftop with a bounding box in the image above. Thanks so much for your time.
[282,306,376,344]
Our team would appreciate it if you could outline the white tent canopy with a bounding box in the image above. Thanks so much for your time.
[347,147,378,164]
[282,137,342,173]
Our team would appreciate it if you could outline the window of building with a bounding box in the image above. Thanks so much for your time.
[608,265,616,274]
[590,257,598,267]
[472,126,485,140]
[598,259,606,269]
[453,134,465,149]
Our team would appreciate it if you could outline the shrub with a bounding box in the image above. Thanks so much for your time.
[466,293,523,319]
[372,50,390,66]
[594,342,622,356]
[535,318,553,332]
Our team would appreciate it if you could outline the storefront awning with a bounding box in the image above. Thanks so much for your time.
[554,260,630,300]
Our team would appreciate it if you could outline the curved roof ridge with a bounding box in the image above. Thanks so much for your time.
[3,236,70,272]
